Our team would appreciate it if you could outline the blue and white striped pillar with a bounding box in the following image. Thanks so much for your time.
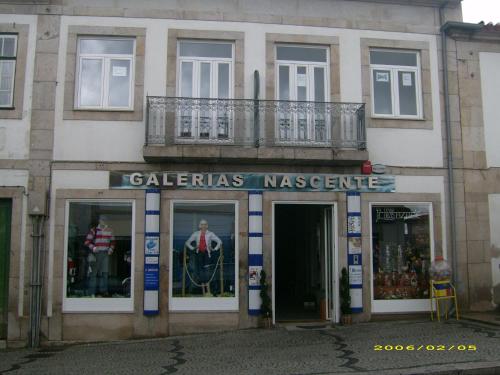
[347,191,363,313]
[144,188,160,315]
[248,191,263,316]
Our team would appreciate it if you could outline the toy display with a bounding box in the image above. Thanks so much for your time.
[372,205,431,300]
[429,256,452,281]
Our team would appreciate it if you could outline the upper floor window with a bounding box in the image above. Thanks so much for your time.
[0,35,17,108]
[177,41,233,99]
[176,41,234,141]
[276,45,330,143]
[370,49,422,118]
[276,45,328,103]
[75,37,135,110]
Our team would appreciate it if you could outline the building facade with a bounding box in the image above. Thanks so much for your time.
[443,21,500,311]
[0,0,497,347]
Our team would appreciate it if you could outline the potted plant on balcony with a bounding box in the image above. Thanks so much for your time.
[260,270,273,328]
[340,267,352,325]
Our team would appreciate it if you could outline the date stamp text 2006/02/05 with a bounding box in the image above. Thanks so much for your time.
[374,345,477,351]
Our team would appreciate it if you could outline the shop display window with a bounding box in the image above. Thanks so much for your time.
[65,201,133,301]
[171,202,237,310]
[371,204,432,301]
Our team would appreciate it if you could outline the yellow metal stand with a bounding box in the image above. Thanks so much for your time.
[430,279,459,321]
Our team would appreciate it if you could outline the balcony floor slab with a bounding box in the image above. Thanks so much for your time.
[143,145,368,166]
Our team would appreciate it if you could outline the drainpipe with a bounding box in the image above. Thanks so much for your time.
[254,70,260,148]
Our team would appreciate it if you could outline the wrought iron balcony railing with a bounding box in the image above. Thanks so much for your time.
[146,97,366,149]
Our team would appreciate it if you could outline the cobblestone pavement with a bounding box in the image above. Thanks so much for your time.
[1,319,500,375]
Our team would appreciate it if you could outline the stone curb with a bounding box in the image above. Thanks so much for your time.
[461,316,500,328]
[332,361,500,375]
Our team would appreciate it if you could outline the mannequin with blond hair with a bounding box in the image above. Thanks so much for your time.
[185,219,222,295]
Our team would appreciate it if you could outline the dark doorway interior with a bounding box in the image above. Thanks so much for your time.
[0,199,12,340]
[275,204,329,321]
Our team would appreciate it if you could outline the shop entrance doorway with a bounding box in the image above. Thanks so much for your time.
[274,203,335,322]
[0,199,12,340]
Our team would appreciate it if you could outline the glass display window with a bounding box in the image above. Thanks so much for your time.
[63,200,135,312]
[170,200,238,311]
[370,203,434,313]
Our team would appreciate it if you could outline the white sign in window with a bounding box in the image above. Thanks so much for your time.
[402,72,412,86]
[376,72,389,82]
[112,66,127,77]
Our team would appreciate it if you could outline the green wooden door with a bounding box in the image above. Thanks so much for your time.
[0,199,12,339]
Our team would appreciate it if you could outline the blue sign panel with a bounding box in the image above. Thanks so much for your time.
[144,264,159,290]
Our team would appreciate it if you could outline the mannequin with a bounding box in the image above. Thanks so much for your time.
[84,214,115,297]
[185,219,222,295]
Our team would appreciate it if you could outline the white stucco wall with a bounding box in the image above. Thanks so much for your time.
[0,15,37,160]
[488,194,500,305]
[480,52,500,168]
[0,169,29,188]
[54,16,443,167]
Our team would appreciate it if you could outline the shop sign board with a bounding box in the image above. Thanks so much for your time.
[110,172,395,193]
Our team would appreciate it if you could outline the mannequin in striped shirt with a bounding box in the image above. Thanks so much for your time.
[85,214,115,297]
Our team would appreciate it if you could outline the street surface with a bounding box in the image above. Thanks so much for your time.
[1,319,500,374]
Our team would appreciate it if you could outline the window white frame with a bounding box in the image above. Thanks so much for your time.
[275,44,330,144]
[369,202,434,313]
[370,49,423,119]
[62,199,136,313]
[169,199,239,311]
[75,37,135,110]
[0,34,17,108]
[176,40,235,143]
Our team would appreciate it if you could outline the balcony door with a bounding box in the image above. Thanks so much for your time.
[177,41,234,142]
[276,45,329,144]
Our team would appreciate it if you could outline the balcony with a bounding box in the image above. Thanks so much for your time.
[144,97,368,165]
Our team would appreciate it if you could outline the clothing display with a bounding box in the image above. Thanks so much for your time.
[85,223,115,296]
[65,202,133,299]
[84,225,116,254]
[185,230,222,257]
